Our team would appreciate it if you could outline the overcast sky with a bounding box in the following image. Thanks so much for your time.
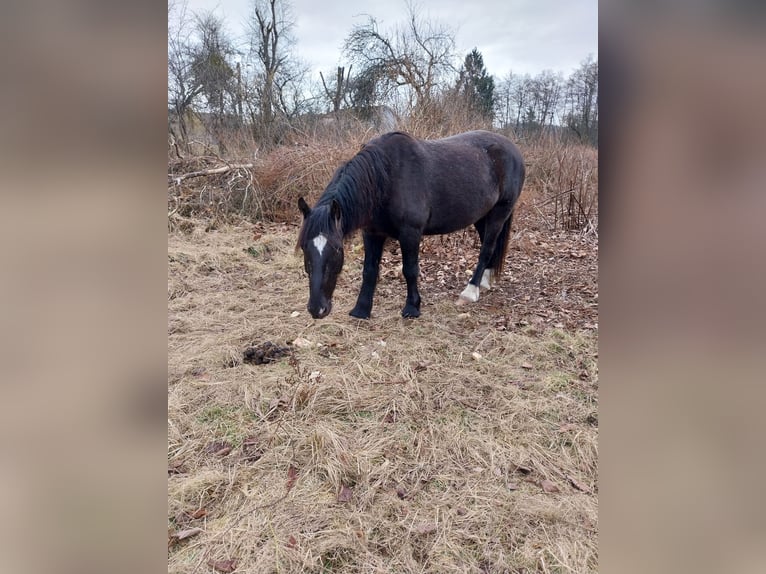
[181,0,597,79]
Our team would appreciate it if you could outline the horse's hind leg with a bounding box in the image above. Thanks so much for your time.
[473,218,492,289]
[459,206,511,304]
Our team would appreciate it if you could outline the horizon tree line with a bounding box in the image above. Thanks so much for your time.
[168,0,598,153]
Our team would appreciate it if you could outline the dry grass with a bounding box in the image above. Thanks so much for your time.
[168,219,598,573]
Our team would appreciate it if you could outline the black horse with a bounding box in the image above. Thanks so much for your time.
[297,130,525,319]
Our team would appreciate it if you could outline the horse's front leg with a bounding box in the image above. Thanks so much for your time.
[399,228,423,318]
[349,232,386,319]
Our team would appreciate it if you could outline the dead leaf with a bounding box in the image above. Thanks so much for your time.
[206,441,232,456]
[172,527,202,542]
[521,363,533,370]
[292,337,313,348]
[456,507,467,516]
[337,484,353,503]
[241,435,264,462]
[513,464,532,475]
[507,482,519,491]
[286,465,298,492]
[190,508,207,519]
[567,475,592,494]
[540,479,560,493]
[558,423,578,433]
[207,559,238,573]
[286,534,297,548]
[396,485,408,499]
[414,522,437,535]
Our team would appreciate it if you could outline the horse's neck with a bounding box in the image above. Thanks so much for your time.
[335,190,372,238]
[338,203,364,238]
[330,151,381,236]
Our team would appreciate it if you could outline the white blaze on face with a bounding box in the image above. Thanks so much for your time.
[312,233,327,256]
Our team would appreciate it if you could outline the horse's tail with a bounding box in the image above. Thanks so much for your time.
[487,142,524,280]
[489,210,514,278]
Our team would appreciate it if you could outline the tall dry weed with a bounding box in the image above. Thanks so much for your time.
[520,135,598,233]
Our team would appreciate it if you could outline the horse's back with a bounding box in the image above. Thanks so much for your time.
[369,130,524,236]
[424,131,523,233]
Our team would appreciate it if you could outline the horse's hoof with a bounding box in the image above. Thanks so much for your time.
[458,283,480,304]
[401,306,421,318]
[349,308,371,319]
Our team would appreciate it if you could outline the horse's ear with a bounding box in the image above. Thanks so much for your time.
[330,199,342,227]
[298,197,311,218]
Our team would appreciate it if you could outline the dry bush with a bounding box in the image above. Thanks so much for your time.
[519,134,599,233]
[168,160,258,233]
[399,97,494,140]
[251,134,366,221]
[168,124,370,224]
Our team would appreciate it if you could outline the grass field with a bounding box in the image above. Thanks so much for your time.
[168,209,598,573]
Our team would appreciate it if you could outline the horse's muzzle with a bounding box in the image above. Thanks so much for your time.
[308,300,332,319]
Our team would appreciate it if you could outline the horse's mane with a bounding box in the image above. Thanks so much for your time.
[298,141,391,246]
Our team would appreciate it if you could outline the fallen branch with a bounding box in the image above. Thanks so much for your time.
[169,163,254,185]
[538,187,576,208]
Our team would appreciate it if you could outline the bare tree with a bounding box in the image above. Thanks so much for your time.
[168,0,199,154]
[168,4,241,155]
[245,0,307,144]
[564,56,598,144]
[191,13,237,115]
[343,1,456,111]
[494,71,516,130]
[511,73,532,131]
[319,66,353,114]
[189,12,239,153]
[535,70,564,127]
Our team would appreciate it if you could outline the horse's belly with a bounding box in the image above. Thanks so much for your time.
[423,220,471,235]
[423,202,494,235]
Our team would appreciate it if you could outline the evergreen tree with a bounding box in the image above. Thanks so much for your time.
[457,48,495,118]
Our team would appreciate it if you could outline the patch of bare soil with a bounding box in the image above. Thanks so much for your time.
[374,207,598,332]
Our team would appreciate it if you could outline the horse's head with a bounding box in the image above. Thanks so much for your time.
[297,197,344,319]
